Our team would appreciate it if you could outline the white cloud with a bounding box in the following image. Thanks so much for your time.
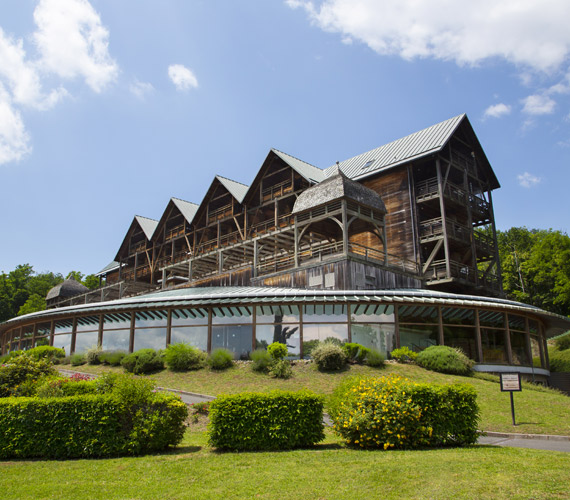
[168,64,198,91]
[33,0,118,93]
[0,84,31,164]
[517,172,541,188]
[287,0,570,72]
[522,94,556,115]
[130,79,154,99]
[483,103,511,119]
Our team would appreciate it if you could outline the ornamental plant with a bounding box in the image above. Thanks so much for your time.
[342,343,371,364]
[390,346,418,363]
[164,343,207,372]
[121,349,164,374]
[312,341,347,371]
[416,345,474,376]
[27,346,65,361]
[0,354,55,397]
[267,342,288,360]
[207,348,234,370]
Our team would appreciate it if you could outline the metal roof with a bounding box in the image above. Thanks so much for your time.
[4,286,569,338]
[215,176,249,203]
[271,149,326,184]
[171,198,199,225]
[135,215,159,240]
[325,114,465,181]
[96,260,120,276]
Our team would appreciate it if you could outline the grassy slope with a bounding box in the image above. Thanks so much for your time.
[73,361,570,436]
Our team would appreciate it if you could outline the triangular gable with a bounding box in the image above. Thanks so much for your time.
[215,175,249,203]
[114,215,158,261]
[171,198,199,224]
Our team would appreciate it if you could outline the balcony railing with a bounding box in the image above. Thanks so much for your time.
[262,180,293,202]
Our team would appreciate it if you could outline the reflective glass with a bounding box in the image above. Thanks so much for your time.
[37,322,51,336]
[104,313,132,330]
[74,331,99,353]
[351,323,395,356]
[34,337,50,347]
[481,328,507,363]
[53,333,72,354]
[509,314,526,332]
[398,306,438,324]
[20,339,32,351]
[134,327,167,351]
[171,326,208,351]
[135,310,168,328]
[256,305,300,323]
[212,306,253,325]
[76,316,100,332]
[211,325,253,359]
[441,308,475,326]
[530,335,543,368]
[102,329,131,351]
[171,308,208,326]
[22,326,34,338]
[54,320,73,334]
[302,324,348,358]
[528,320,538,334]
[479,310,505,328]
[511,331,530,365]
[255,324,300,357]
[443,326,478,361]
[351,304,394,323]
[398,325,438,351]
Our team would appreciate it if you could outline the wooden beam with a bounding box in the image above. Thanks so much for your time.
[436,158,451,278]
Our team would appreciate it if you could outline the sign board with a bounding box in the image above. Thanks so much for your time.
[500,372,522,392]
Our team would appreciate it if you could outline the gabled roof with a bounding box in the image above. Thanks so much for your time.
[215,176,249,203]
[46,277,89,301]
[171,198,199,224]
[96,260,120,276]
[323,114,499,189]
[135,215,159,240]
[271,149,326,183]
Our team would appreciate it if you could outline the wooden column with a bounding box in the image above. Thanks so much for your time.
[488,190,504,293]
[341,200,349,256]
[70,317,78,355]
[475,309,483,363]
[166,309,172,347]
[394,304,401,349]
[294,218,299,268]
[436,158,451,278]
[129,312,135,353]
[504,313,513,364]
[97,314,104,349]
[253,240,259,278]
[464,166,478,285]
[437,306,444,346]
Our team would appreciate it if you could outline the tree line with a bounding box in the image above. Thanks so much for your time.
[0,227,569,322]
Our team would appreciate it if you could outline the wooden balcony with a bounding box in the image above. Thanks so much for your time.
[262,179,293,202]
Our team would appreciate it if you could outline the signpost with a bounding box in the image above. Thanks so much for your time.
[500,373,522,426]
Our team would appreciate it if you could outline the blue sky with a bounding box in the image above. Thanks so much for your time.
[1,0,569,276]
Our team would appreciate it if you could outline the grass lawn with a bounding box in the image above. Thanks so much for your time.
[1,421,569,500]
[72,361,570,436]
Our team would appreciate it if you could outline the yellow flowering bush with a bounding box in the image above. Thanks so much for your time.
[330,375,479,449]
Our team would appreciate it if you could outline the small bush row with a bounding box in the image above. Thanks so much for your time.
[208,390,325,451]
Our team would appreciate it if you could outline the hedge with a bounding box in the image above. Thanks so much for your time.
[0,392,188,459]
[208,391,325,451]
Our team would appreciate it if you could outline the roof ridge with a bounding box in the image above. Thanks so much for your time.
[171,197,199,206]
[215,174,249,188]
[134,215,158,222]
[271,148,322,172]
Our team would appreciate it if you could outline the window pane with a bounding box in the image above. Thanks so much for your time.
[211,325,252,359]
[76,316,100,332]
[528,320,538,334]
[135,310,168,328]
[481,328,507,363]
[171,308,208,326]
[37,322,51,337]
[443,326,478,361]
[398,306,438,324]
[256,305,300,323]
[441,308,475,326]
[34,337,50,347]
[74,331,99,353]
[54,320,73,334]
[479,310,505,328]
[20,339,33,351]
[171,326,208,351]
[104,313,131,330]
[351,304,394,323]
[511,331,530,365]
[255,324,300,357]
[303,304,347,323]
[133,327,167,351]
[509,314,526,332]
[398,325,438,351]
[102,329,131,352]
[351,323,395,356]
[212,306,253,325]
[302,324,348,358]
[53,333,72,354]
[22,326,34,338]
[530,335,543,368]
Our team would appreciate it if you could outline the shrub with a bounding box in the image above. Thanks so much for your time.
[416,346,474,376]
[330,375,479,449]
[365,348,385,368]
[269,359,293,379]
[342,343,371,364]
[208,348,234,370]
[164,343,206,372]
[121,349,164,374]
[554,332,570,351]
[99,351,127,366]
[70,353,86,366]
[549,347,570,372]
[0,351,23,363]
[36,376,98,398]
[208,391,325,451]
[390,346,418,363]
[312,342,347,371]
[267,342,288,360]
[250,348,272,373]
[0,355,55,397]
[27,346,65,361]
[86,345,103,365]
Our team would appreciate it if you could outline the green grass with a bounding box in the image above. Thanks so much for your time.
[0,423,569,500]
[69,361,570,436]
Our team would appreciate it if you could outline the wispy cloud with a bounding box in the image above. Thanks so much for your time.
[522,94,556,115]
[484,103,511,119]
[0,84,31,164]
[130,79,154,99]
[168,64,198,91]
[517,172,541,188]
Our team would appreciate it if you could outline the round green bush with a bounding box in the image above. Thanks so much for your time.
[250,348,272,373]
[311,342,347,372]
[208,348,234,370]
[267,342,288,360]
[342,343,371,364]
[0,354,55,397]
[27,346,65,361]
[86,345,102,365]
[390,346,418,363]
[269,359,293,379]
[70,353,86,366]
[164,343,207,371]
[365,348,385,367]
[121,349,164,374]
[554,332,570,351]
[416,345,473,376]
[98,350,127,366]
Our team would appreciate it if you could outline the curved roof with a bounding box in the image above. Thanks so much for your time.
[46,277,89,301]
[293,165,387,214]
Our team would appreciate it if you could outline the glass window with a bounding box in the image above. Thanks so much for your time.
[481,328,507,363]
[53,333,72,354]
[509,314,526,332]
[398,305,438,324]
[256,305,300,323]
[104,313,132,330]
[135,310,168,328]
[74,331,99,353]
[302,324,348,358]
[443,326,478,361]
[212,306,253,325]
[398,325,438,352]
[22,326,34,338]
[511,331,530,365]
[351,304,394,323]
[303,304,347,323]
[479,310,505,329]
[255,324,300,357]
[530,335,543,368]
[102,329,131,352]
[211,325,252,359]
[528,320,538,334]
[351,323,395,356]
[133,327,167,351]
[20,339,33,351]
[34,337,50,347]
[37,322,52,337]
[171,326,208,351]
[54,320,73,334]
[171,308,208,326]
[76,316,100,332]
[441,308,475,326]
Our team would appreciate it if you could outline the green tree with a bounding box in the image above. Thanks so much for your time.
[18,294,47,316]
